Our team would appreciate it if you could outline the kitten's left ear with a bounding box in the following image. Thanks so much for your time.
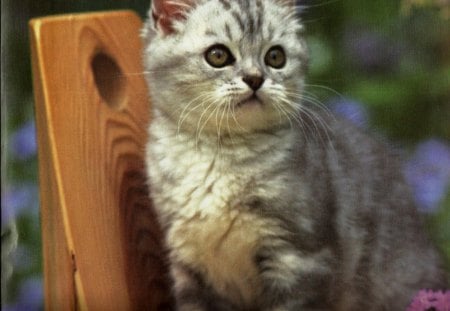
[151,0,196,35]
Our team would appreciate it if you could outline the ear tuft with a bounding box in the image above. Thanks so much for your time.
[151,0,196,35]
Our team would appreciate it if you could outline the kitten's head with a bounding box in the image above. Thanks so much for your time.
[143,0,308,135]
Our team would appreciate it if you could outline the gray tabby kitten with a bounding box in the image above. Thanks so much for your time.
[142,0,447,310]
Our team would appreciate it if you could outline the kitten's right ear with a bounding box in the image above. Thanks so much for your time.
[151,0,196,35]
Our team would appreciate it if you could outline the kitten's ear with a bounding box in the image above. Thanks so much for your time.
[151,0,196,35]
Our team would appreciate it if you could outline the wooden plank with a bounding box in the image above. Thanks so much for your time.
[29,11,171,310]
[31,28,77,309]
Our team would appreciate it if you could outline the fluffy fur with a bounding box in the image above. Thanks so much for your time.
[142,0,447,310]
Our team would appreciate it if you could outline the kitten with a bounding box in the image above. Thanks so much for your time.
[142,0,447,310]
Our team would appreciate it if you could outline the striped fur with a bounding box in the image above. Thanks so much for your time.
[142,0,447,310]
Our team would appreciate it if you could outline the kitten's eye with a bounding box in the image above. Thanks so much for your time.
[205,44,235,68]
[264,46,286,69]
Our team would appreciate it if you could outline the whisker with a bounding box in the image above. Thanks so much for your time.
[272,100,295,130]
[284,89,333,118]
[215,102,227,152]
[303,83,344,99]
[228,96,248,134]
[225,99,236,145]
[297,0,341,10]
[196,98,221,149]
[298,105,336,152]
[177,92,213,134]
[277,94,328,146]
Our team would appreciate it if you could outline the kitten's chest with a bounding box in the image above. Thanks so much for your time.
[166,169,271,306]
[150,145,277,305]
[149,137,262,219]
[147,129,292,305]
[169,208,272,307]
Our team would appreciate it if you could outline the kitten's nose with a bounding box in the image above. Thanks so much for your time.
[243,75,264,91]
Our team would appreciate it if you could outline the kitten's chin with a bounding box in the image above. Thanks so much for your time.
[236,94,263,109]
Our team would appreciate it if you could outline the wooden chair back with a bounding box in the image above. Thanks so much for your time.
[29,11,171,310]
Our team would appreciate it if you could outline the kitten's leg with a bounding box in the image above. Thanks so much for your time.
[171,263,236,311]
[256,246,335,310]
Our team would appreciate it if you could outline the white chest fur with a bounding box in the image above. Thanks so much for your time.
[169,205,274,306]
[146,119,292,306]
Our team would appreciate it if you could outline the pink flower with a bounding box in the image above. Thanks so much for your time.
[407,289,450,311]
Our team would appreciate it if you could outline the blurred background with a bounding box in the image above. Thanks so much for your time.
[1,0,449,309]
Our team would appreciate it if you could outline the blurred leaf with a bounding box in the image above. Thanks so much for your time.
[347,78,409,108]
[308,36,334,76]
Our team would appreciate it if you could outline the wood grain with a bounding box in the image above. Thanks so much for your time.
[30,11,171,310]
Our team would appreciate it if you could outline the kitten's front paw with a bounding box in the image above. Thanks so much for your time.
[255,247,334,310]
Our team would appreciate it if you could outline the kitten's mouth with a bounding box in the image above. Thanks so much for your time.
[236,94,262,108]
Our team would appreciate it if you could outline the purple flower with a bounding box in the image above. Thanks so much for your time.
[404,139,450,212]
[343,28,403,73]
[1,184,39,226]
[407,289,450,311]
[327,98,368,128]
[10,120,37,161]
[3,277,44,311]
[17,277,44,309]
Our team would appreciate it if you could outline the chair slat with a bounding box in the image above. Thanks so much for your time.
[30,11,171,310]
